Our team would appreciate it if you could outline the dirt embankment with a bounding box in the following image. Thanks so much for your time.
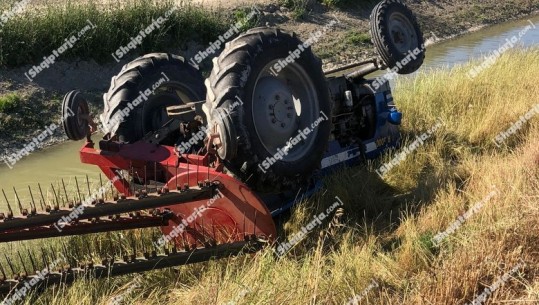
[1,0,538,158]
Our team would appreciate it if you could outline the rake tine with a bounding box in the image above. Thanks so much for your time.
[62,179,69,204]
[17,251,28,277]
[59,182,66,208]
[110,176,115,200]
[51,183,60,209]
[2,189,13,217]
[4,254,16,277]
[40,248,47,271]
[61,242,72,268]
[74,177,82,203]
[99,174,104,201]
[49,245,58,263]
[38,183,46,210]
[28,185,36,211]
[86,174,91,197]
[27,249,37,273]
[12,187,23,215]
[108,233,115,263]
[0,261,7,280]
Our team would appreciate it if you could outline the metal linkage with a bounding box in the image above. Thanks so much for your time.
[0,184,216,234]
[0,239,267,296]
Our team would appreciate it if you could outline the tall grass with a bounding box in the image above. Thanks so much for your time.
[2,49,539,304]
[0,0,228,67]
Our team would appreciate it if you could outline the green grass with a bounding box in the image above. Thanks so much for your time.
[0,92,21,112]
[0,1,230,67]
[345,30,371,45]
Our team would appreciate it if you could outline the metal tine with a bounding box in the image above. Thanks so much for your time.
[38,183,46,210]
[62,179,69,205]
[107,233,115,263]
[99,174,104,201]
[2,189,13,217]
[41,247,50,273]
[28,185,36,211]
[49,245,58,263]
[4,254,16,277]
[110,176,115,200]
[12,187,23,215]
[0,261,7,280]
[130,233,137,260]
[74,176,82,203]
[50,183,60,209]
[62,242,74,269]
[27,249,37,273]
[58,182,66,207]
[17,251,28,277]
[86,174,91,197]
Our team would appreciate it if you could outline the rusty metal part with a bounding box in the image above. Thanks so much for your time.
[0,239,267,296]
[0,186,214,233]
[0,213,172,243]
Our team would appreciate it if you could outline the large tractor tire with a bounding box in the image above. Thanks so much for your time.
[204,27,332,192]
[370,0,425,74]
[101,53,206,143]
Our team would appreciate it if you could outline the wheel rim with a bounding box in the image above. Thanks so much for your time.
[252,61,320,162]
[144,82,200,133]
[388,11,418,54]
[76,101,88,134]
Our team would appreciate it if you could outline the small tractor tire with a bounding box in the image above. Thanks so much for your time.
[370,0,425,74]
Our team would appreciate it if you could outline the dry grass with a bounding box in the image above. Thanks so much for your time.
[3,48,539,305]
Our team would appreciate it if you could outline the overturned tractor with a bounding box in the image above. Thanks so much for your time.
[0,0,424,296]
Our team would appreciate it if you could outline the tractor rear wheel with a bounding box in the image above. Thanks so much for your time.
[101,53,206,143]
[204,27,332,192]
